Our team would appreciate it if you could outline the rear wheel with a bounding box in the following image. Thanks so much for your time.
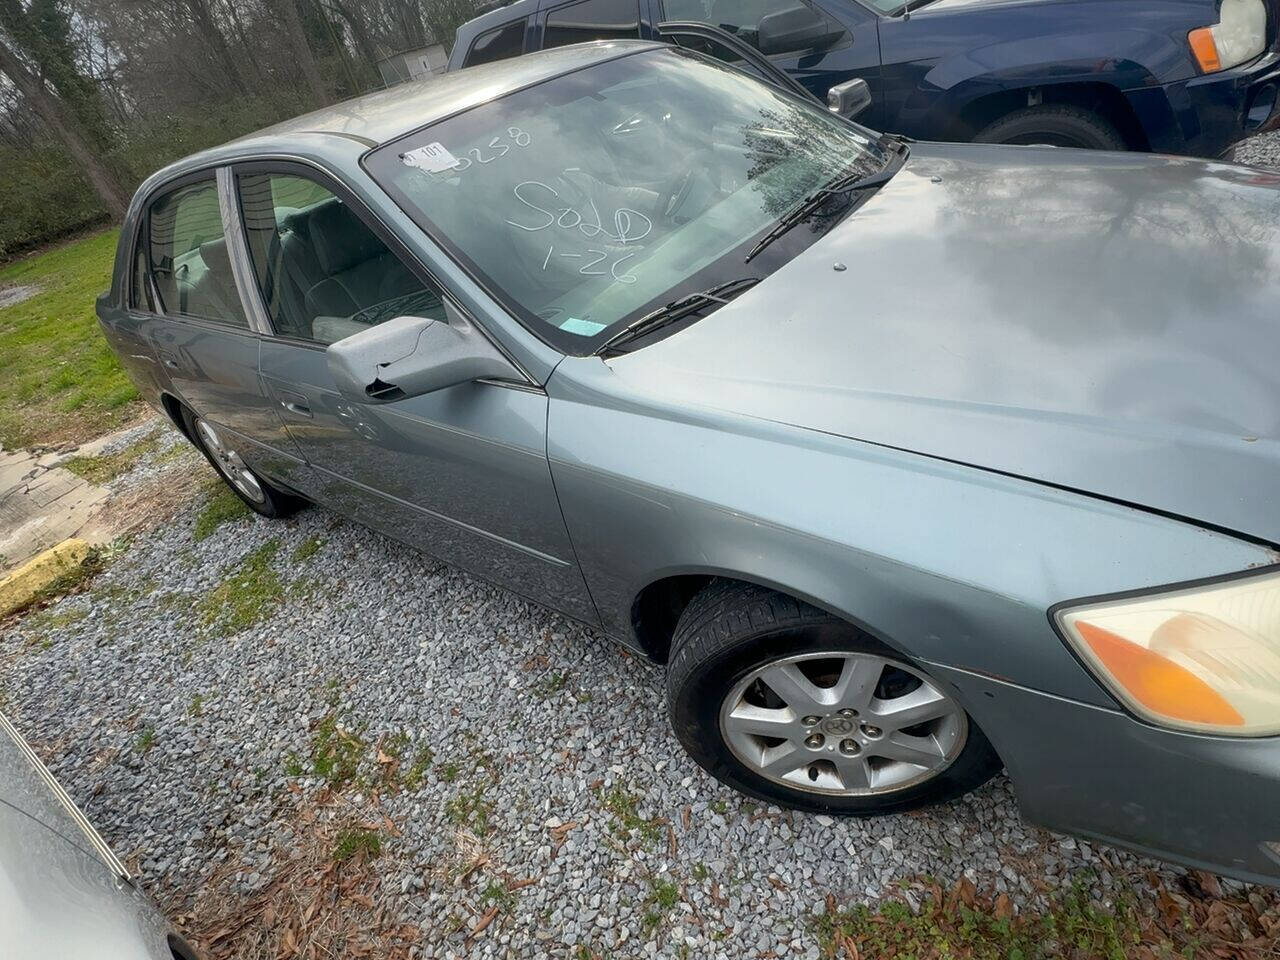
[181,406,302,519]
[975,105,1127,150]
[667,580,1001,815]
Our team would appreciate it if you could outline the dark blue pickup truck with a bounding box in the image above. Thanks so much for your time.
[447,0,1280,157]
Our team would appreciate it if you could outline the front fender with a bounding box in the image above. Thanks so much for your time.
[546,358,1275,709]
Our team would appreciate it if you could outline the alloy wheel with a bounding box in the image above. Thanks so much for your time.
[195,418,266,504]
[718,650,967,796]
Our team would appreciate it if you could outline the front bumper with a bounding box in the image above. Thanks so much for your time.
[932,663,1280,886]
[1128,51,1280,158]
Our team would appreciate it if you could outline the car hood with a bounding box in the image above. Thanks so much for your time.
[610,142,1280,545]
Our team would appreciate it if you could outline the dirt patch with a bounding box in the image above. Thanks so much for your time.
[81,462,209,543]
[169,795,420,960]
[0,284,39,308]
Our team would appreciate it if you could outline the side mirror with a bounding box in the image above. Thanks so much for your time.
[756,4,843,56]
[325,308,517,404]
[827,78,871,119]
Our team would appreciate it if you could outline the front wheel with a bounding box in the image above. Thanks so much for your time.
[975,105,1127,150]
[666,580,1001,815]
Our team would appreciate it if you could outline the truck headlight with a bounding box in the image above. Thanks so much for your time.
[1055,568,1280,736]
[1189,0,1268,73]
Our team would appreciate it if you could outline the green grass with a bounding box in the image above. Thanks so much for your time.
[813,879,1144,960]
[599,784,665,848]
[309,712,365,788]
[198,540,283,636]
[642,876,680,934]
[332,827,382,863]
[290,536,324,562]
[135,726,157,753]
[0,229,139,448]
[62,433,160,484]
[444,784,494,836]
[193,486,250,541]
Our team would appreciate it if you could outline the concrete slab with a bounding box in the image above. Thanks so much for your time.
[0,447,109,573]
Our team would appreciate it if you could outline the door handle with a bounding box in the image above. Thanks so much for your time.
[280,398,313,418]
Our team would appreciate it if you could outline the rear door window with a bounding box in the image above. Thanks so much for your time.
[237,171,443,345]
[544,0,642,48]
[146,178,248,327]
[465,19,527,66]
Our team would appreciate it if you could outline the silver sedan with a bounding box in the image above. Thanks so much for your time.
[96,41,1280,885]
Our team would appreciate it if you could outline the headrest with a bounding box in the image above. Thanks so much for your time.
[305,200,385,277]
[199,238,234,281]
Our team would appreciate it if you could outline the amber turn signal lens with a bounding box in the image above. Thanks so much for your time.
[1189,27,1223,72]
[1075,621,1244,727]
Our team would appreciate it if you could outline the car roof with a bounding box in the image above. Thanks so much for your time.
[243,41,658,149]
[144,41,661,187]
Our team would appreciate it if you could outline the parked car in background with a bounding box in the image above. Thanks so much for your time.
[0,712,196,959]
[98,42,1280,887]
[448,0,1280,156]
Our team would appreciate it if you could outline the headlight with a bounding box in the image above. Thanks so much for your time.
[1189,0,1268,73]
[1055,568,1280,736]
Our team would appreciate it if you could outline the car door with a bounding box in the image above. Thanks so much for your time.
[654,0,882,119]
[232,163,598,623]
[138,171,304,485]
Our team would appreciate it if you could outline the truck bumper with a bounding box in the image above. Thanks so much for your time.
[1128,51,1280,158]
[932,662,1280,887]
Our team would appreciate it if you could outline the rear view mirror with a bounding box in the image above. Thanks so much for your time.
[757,5,843,56]
[326,309,517,404]
[828,78,872,119]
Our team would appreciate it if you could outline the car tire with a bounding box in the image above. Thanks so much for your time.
[667,579,1002,815]
[180,405,303,519]
[975,105,1127,150]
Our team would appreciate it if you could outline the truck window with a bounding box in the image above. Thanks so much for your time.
[464,18,527,67]
[544,0,641,48]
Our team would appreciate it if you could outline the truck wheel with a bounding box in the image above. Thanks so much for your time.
[975,105,1127,150]
[181,406,303,519]
[667,579,1001,815]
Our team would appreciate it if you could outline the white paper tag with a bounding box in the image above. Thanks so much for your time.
[402,142,461,173]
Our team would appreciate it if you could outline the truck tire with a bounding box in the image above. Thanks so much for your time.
[975,105,1127,150]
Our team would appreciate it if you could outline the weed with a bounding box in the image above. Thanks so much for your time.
[332,827,381,863]
[290,535,323,562]
[24,605,88,638]
[309,712,365,788]
[62,433,160,484]
[600,784,665,847]
[642,876,680,933]
[198,540,283,636]
[135,726,156,753]
[402,745,435,791]
[439,761,462,783]
[283,752,304,778]
[445,785,493,836]
[532,671,567,698]
[480,880,518,912]
[188,693,204,717]
[691,862,709,882]
[193,486,249,541]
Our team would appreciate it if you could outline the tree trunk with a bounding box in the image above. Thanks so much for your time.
[185,0,249,95]
[329,0,381,80]
[0,33,130,220]
[277,0,327,106]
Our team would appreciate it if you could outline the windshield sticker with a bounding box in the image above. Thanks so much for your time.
[402,142,462,173]
[406,128,532,176]
[559,316,607,336]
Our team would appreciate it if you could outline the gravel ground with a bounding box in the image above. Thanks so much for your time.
[1,422,1208,959]
[1235,128,1280,167]
[6,133,1280,956]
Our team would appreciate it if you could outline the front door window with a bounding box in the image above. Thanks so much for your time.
[236,172,443,344]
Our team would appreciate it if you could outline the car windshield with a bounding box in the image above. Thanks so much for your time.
[365,47,886,353]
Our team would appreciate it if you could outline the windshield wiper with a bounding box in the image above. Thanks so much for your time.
[596,277,761,355]
[743,164,900,264]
